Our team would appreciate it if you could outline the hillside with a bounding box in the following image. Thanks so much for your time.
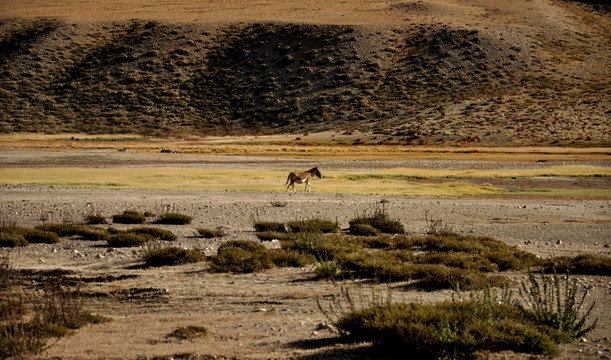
[0,0,609,145]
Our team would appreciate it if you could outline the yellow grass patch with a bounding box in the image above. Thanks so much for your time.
[1,166,609,198]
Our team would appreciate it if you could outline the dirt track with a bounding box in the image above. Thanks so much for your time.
[1,183,610,360]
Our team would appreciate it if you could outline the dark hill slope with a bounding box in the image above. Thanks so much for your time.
[0,17,608,145]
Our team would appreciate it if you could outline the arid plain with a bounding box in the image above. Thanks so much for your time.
[1,1,610,359]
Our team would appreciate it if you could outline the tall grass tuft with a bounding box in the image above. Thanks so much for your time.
[518,269,597,341]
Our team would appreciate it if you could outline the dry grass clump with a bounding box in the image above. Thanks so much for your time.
[209,240,316,273]
[84,214,107,225]
[349,208,405,235]
[166,325,208,340]
[545,254,611,276]
[112,210,146,224]
[252,220,286,233]
[34,223,109,241]
[154,212,193,225]
[209,240,275,273]
[107,233,147,247]
[0,226,60,246]
[286,219,340,233]
[0,231,28,247]
[0,277,109,358]
[127,227,177,241]
[143,247,205,267]
[196,227,225,239]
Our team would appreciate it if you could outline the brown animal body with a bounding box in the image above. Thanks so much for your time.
[285,167,322,192]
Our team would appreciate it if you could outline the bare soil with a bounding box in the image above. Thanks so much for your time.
[1,155,610,360]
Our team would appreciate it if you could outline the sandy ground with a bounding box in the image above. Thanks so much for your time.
[1,183,610,360]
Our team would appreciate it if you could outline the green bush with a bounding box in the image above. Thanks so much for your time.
[0,232,28,247]
[84,215,107,225]
[335,300,561,358]
[518,270,598,341]
[154,213,192,225]
[286,219,339,233]
[107,233,147,247]
[315,260,342,278]
[209,240,275,273]
[143,247,205,267]
[112,210,146,224]
[128,227,177,241]
[349,209,405,234]
[252,221,285,233]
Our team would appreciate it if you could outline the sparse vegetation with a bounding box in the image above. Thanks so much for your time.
[0,278,109,358]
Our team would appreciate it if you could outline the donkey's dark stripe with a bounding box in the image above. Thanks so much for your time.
[285,167,322,192]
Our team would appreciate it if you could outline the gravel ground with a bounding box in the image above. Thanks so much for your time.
[0,184,609,359]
